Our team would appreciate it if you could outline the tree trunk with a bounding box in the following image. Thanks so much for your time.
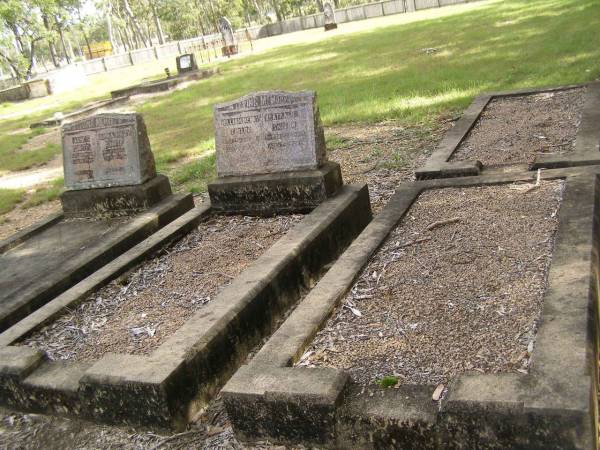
[55,17,71,64]
[271,0,283,21]
[123,0,149,47]
[42,15,59,68]
[150,0,165,44]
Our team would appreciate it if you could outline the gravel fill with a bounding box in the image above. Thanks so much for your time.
[451,88,586,166]
[21,214,302,362]
[302,181,564,386]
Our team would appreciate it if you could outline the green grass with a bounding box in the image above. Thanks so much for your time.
[136,0,599,179]
[0,189,25,215]
[23,177,64,208]
[1,0,600,210]
[377,376,400,388]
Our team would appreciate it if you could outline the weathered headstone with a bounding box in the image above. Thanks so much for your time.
[219,17,238,57]
[214,91,326,177]
[61,112,172,216]
[208,91,342,215]
[176,53,198,74]
[323,3,338,31]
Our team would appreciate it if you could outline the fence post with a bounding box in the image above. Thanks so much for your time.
[381,1,385,15]
[177,41,183,54]
[101,57,107,72]
[154,46,159,59]
[128,52,134,66]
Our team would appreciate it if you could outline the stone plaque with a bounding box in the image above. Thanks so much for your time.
[214,91,326,177]
[62,113,156,190]
[176,53,197,73]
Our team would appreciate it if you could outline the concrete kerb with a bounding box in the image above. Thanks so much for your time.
[110,68,218,99]
[416,82,600,180]
[0,193,194,333]
[0,184,372,429]
[222,166,600,449]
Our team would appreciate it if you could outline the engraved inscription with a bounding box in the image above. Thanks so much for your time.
[62,113,155,190]
[214,91,326,177]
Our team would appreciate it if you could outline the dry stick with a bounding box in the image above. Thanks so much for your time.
[396,237,431,249]
[524,169,542,194]
[426,217,461,231]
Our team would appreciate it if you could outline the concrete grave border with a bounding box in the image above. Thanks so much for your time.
[110,68,218,99]
[416,82,600,180]
[0,184,372,429]
[223,166,600,449]
[0,192,193,332]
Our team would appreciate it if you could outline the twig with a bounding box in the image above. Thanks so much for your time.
[150,430,205,450]
[396,237,431,248]
[523,169,542,193]
[426,218,461,231]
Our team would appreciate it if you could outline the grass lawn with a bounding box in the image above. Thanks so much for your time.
[1,0,599,205]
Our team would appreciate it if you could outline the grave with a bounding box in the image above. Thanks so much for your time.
[176,53,198,75]
[219,17,238,57]
[0,112,192,332]
[110,67,217,99]
[208,90,343,215]
[416,82,600,179]
[323,3,338,31]
[0,92,373,429]
[223,165,600,448]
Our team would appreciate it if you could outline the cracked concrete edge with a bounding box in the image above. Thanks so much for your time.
[416,82,600,180]
[0,212,63,254]
[223,166,600,449]
[0,192,195,332]
[0,201,210,348]
[0,184,372,429]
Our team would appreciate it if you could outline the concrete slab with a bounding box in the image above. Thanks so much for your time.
[0,184,372,429]
[110,69,217,99]
[416,82,600,180]
[0,193,193,332]
[222,166,600,449]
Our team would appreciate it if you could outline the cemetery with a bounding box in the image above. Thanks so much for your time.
[1,0,600,448]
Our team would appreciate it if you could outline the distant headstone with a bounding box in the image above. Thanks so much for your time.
[323,3,337,31]
[214,91,326,177]
[209,90,342,215]
[62,112,156,190]
[176,53,197,74]
[218,17,239,57]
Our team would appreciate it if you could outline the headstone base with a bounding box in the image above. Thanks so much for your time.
[208,161,343,216]
[324,23,338,31]
[222,45,239,57]
[61,175,173,218]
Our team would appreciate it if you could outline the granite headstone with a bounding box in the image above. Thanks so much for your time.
[214,91,326,177]
[324,3,337,30]
[62,112,156,190]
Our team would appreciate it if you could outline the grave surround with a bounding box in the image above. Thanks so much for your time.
[222,166,600,448]
[416,81,600,180]
[0,184,371,428]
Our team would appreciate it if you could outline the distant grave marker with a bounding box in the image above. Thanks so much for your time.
[324,3,338,31]
[219,17,239,57]
[176,53,198,74]
[208,90,342,214]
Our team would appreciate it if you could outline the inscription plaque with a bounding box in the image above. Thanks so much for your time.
[324,2,337,30]
[62,113,156,190]
[214,91,326,177]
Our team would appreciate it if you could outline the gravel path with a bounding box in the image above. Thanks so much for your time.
[21,214,302,361]
[451,88,586,166]
[303,181,564,386]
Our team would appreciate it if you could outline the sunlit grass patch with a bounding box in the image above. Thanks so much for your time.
[0,188,25,215]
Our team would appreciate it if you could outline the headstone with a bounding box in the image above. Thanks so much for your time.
[208,91,342,215]
[323,3,338,31]
[218,17,239,57]
[62,112,156,190]
[214,91,326,177]
[176,53,197,74]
